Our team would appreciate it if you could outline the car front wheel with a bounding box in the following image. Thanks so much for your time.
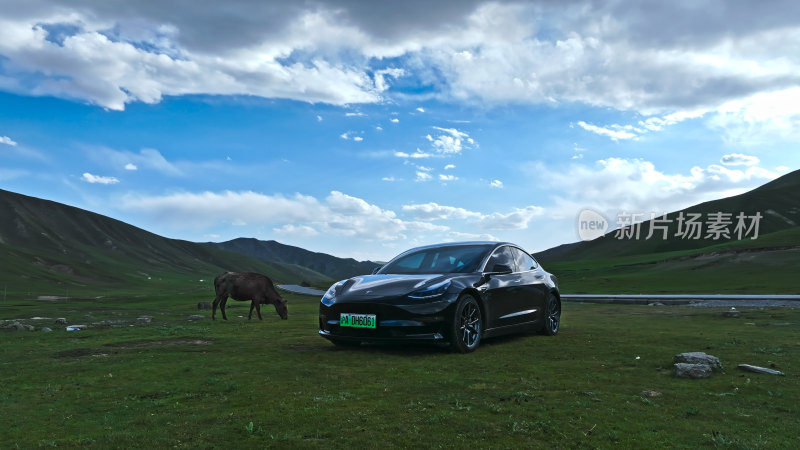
[537,292,561,336]
[449,295,482,353]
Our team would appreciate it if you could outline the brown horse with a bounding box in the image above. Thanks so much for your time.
[212,272,288,320]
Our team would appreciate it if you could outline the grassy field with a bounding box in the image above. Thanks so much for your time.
[2,291,798,448]
[544,229,800,294]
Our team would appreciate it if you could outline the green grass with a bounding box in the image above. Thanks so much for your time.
[546,227,800,294]
[2,292,799,448]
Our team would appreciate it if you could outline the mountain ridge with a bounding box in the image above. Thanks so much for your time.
[535,169,800,263]
[204,238,380,282]
[0,188,335,298]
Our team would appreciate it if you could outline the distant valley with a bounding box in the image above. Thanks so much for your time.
[1,169,799,300]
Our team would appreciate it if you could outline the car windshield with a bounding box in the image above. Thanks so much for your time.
[379,244,494,274]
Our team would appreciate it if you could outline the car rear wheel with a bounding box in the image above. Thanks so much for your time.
[449,295,482,353]
[537,292,561,336]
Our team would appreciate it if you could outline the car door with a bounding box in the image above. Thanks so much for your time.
[482,245,527,329]
[509,247,548,324]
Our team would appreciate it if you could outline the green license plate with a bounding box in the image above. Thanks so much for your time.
[340,313,376,329]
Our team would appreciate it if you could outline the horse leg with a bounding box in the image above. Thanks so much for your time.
[212,294,224,320]
[248,301,255,320]
[255,297,263,320]
[220,297,229,320]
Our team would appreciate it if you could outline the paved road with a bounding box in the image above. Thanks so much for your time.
[561,293,800,307]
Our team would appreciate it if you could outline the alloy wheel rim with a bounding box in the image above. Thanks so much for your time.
[548,296,561,332]
[459,302,481,348]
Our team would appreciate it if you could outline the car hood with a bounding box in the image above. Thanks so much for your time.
[337,274,446,298]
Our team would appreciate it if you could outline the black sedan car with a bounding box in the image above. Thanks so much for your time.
[318,241,560,352]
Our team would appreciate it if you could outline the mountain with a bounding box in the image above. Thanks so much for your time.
[205,238,380,281]
[536,169,800,263]
[0,189,331,299]
[534,169,800,294]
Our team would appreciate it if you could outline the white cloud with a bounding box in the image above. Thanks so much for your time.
[373,68,405,92]
[447,231,499,241]
[1,135,18,146]
[477,206,545,230]
[316,115,323,122]
[1,0,798,145]
[444,164,455,170]
[403,203,482,220]
[543,157,782,218]
[576,121,638,141]
[428,126,474,154]
[576,110,707,141]
[403,202,543,230]
[721,153,760,166]
[395,150,433,159]
[490,179,503,188]
[438,174,458,181]
[709,87,800,145]
[381,176,399,182]
[415,171,432,182]
[375,126,383,131]
[416,107,425,113]
[0,9,389,110]
[273,224,319,237]
[345,112,365,117]
[124,163,138,170]
[390,118,400,123]
[82,172,119,184]
[119,189,444,241]
[340,131,364,141]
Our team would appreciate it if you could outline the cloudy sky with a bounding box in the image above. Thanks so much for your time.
[1,0,798,261]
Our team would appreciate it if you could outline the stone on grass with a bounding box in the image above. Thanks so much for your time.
[6,322,27,331]
[723,307,741,318]
[674,352,722,371]
[137,316,153,324]
[55,318,67,325]
[675,363,712,379]
[640,389,662,397]
[41,327,53,332]
[197,302,212,310]
[648,302,665,306]
[737,364,784,376]
[188,314,205,321]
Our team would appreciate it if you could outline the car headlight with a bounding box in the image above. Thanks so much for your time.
[408,280,451,299]
[321,280,346,305]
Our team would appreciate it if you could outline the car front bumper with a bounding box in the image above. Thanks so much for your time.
[318,295,458,343]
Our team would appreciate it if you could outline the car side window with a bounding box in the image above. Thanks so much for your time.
[510,247,537,272]
[485,246,517,273]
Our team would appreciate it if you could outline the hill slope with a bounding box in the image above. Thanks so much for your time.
[205,238,379,281]
[535,170,800,294]
[536,169,800,263]
[0,189,330,299]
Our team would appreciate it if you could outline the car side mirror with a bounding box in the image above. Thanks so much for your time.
[473,264,513,288]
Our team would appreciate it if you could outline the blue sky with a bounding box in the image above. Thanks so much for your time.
[1,1,798,261]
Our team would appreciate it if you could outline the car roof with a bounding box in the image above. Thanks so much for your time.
[401,241,513,253]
